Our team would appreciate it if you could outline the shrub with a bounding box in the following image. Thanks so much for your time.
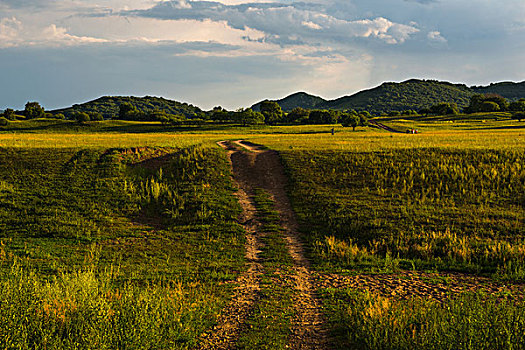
[72,111,90,123]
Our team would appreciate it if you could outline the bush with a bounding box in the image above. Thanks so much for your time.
[72,111,90,123]
[327,290,525,350]
[429,102,459,115]
[88,112,104,121]
[512,111,525,122]
[0,117,9,126]
[24,102,45,119]
[480,101,500,112]
[2,108,16,120]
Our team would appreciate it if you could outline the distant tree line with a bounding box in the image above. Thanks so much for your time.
[418,94,525,121]
[3,92,523,128]
[256,100,369,130]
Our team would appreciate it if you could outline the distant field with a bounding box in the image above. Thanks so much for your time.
[1,117,523,150]
[245,119,525,277]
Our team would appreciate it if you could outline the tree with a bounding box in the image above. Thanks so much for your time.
[88,111,104,121]
[308,110,339,124]
[340,113,360,130]
[429,102,459,115]
[259,100,283,125]
[360,111,372,119]
[480,101,500,112]
[148,109,169,123]
[285,107,310,124]
[484,94,508,111]
[210,106,230,123]
[509,99,525,112]
[2,108,15,120]
[24,102,44,119]
[233,108,264,126]
[118,102,145,120]
[0,117,9,126]
[72,111,90,123]
[166,114,187,126]
[512,111,525,122]
[466,94,508,113]
[358,112,369,127]
[419,108,432,116]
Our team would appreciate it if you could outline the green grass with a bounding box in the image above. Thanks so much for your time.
[1,265,224,349]
[2,116,525,349]
[322,288,525,350]
[244,120,525,348]
[0,144,246,348]
[278,148,525,276]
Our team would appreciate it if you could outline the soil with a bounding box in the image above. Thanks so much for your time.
[233,140,329,350]
[201,140,329,350]
[315,271,525,301]
[199,141,264,350]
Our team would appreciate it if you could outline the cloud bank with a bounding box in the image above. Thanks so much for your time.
[129,1,420,45]
[0,0,524,110]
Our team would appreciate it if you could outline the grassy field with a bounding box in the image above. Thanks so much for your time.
[1,117,524,348]
[247,118,525,348]
[0,143,246,348]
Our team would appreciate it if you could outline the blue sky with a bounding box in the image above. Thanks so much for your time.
[1,0,524,110]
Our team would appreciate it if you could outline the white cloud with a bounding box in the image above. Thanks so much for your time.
[0,16,108,48]
[0,17,22,46]
[130,1,421,45]
[1,0,525,112]
[427,30,447,43]
[302,20,322,30]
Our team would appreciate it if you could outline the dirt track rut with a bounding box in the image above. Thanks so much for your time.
[199,141,264,350]
[202,140,328,350]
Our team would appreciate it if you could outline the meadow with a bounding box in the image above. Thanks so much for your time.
[247,117,525,348]
[0,141,246,348]
[0,116,524,348]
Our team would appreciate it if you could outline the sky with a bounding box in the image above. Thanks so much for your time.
[1,0,524,110]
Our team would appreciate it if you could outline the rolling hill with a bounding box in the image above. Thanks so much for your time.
[45,80,525,119]
[251,92,326,112]
[51,96,202,119]
[471,82,525,100]
[324,80,474,113]
[251,79,525,114]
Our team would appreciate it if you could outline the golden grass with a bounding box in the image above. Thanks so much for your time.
[0,120,523,152]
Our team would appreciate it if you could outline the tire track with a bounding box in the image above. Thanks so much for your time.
[232,140,329,350]
[199,141,264,350]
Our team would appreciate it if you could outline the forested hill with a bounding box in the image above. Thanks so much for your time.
[251,92,326,112]
[51,96,202,119]
[324,80,474,113]
[471,82,525,100]
[253,79,525,114]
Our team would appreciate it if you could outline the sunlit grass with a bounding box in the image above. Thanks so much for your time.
[1,118,523,151]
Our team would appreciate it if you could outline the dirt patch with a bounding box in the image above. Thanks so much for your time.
[315,271,525,301]
[229,140,329,350]
[199,142,264,350]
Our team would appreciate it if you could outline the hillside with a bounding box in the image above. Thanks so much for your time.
[323,80,474,113]
[252,79,525,115]
[471,81,525,100]
[251,92,327,112]
[51,96,202,119]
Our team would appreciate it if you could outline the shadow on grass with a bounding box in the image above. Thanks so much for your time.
[1,120,259,134]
